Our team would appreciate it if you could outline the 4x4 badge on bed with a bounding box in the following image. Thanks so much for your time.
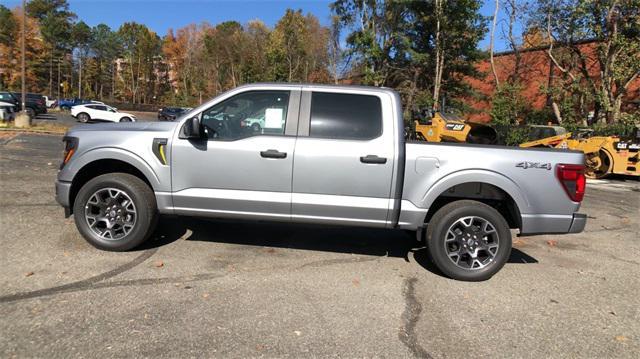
[516,161,552,170]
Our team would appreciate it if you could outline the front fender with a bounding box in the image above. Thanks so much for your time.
[60,147,162,191]
[419,169,530,214]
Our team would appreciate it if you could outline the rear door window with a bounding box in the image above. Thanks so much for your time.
[309,92,382,140]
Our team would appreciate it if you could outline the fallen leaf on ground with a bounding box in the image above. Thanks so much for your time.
[264,248,275,253]
[25,271,34,277]
[546,240,558,247]
[154,260,164,268]
[352,278,360,287]
[513,239,525,247]
[615,335,628,342]
[202,293,210,298]
[294,331,301,336]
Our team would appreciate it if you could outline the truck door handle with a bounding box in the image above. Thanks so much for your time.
[260,149,287,159]
[360,155,387,164]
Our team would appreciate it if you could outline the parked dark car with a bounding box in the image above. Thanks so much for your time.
[58,98,103,111]
[0,92,47,117]
[158,107,191,121]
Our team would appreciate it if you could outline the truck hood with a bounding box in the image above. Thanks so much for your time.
[68,121,179,133]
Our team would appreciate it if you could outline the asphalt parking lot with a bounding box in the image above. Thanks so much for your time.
[0,132,638,358]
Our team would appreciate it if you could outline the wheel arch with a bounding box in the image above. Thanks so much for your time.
[66,151,160,214]
[420,171,528,230]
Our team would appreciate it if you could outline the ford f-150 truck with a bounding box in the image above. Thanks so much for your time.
[55,84,587,281]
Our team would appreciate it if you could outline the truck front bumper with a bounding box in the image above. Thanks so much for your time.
[520,212,587,236]
[55,180,72,217]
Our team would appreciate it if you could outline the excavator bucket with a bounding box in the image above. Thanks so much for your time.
[466,122,498,144]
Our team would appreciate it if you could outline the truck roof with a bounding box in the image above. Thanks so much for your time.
[234,82,399,95]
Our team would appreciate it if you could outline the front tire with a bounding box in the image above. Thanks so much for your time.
[120,117,132,122]
[426,200,512,281]
[73,173,157,251]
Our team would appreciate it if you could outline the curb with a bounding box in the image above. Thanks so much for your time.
[0,128,65,136]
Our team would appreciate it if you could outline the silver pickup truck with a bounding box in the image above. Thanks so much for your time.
[55,84,587,281]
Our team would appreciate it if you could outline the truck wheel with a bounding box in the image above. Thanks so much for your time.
[26,107,36,118]
[73,173,157,251]
[426,200,511,281]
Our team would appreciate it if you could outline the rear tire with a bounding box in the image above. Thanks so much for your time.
[26,107,36,118]
[426,200,512,281]
[73,173,157,251]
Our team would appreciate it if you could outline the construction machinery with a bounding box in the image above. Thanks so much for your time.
[520,125,640,179]
[409,111,498,144]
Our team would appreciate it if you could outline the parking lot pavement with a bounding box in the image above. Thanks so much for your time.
[0,133,638,358]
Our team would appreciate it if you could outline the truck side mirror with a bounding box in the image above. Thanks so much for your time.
[183,117,204,139]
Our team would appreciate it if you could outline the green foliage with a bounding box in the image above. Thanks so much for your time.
[525,108,554,125]
[589,113,640,136]
[490,83,526,126]
[331,0,488,113]
[26,0,75,50]
[0,5,16,46]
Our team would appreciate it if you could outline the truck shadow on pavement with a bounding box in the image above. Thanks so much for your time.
[142,216,538,278]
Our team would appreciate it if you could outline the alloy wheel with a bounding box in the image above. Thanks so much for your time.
[84,188,137,241]
[444,216,500,270]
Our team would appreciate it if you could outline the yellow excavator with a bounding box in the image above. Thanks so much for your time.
[520,125,640,179]
[409,111,498,144]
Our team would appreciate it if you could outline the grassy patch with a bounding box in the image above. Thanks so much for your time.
[0,121,68,134]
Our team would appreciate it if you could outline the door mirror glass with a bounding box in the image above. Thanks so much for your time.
[183,117,204,139]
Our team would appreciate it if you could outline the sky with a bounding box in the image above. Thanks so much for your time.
[2,0,514,51]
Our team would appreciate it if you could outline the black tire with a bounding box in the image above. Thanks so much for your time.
[77,112,90,123]
[26,107,36,118]
[120,117,132,122]
[61,105,70,111]
[426,200,511,281]
[73,173,157,251]
[251,122,261,132]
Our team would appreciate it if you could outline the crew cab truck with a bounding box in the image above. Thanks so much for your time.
[55,84,587,281]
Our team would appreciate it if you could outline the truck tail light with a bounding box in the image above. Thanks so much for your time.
[61,136,79,169]
[556,164,586,202]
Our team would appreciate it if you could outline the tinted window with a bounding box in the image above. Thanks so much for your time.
[310,92,382,140]
[0,93,16,102]
[201,91,289,140]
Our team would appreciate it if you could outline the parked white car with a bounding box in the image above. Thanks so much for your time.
[43,96,57,108]
[71,104,136,123]
[0,100,16,121]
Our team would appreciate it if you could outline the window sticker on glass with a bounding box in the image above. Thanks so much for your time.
[265,108,284,129]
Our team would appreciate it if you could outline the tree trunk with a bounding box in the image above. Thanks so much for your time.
[78,55,82,99]
[432,0,444,111]
[49,48,53,98]
[551,102,563,124]
[489,0,500,87]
